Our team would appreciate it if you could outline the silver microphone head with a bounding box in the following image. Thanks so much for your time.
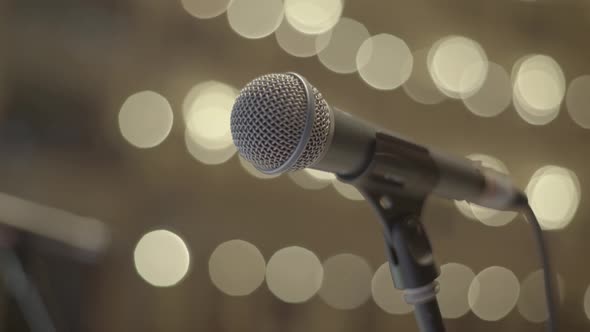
[230,73,333,174]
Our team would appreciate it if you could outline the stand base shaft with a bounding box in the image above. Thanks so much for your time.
[413,298,445,332]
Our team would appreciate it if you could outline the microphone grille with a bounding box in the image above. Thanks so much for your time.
[231,73,332,173]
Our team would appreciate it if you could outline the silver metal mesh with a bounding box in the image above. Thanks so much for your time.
[230,73,332,173]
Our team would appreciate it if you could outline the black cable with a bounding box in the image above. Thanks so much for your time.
[521,203,558,332]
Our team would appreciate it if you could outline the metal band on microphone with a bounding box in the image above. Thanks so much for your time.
[403,281,440,305]
[266,72,316,174]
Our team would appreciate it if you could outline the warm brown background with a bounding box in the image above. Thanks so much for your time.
[0,0,589,331]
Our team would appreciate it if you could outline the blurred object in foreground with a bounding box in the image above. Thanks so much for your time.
[0,192,110,261]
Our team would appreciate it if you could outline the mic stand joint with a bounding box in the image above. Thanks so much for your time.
[341,132,446,332]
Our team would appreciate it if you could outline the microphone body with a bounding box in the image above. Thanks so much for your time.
[231,73,524,210]
[314,108,521,209]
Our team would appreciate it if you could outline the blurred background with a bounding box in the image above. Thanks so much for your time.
[0,0,589,331]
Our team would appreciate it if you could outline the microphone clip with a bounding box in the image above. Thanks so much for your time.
[339,132,446,332]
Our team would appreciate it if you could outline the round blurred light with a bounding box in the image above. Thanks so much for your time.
[183,81,237,164]
[526,166,580,230]
[319,253,372,310]
[209,239,266,296]
[333,179,364,201]
[134,230,190,287]
[517,270,565,323]
[227,0,284,39]
[428,36,488,98]
[186,106,233,149]
[284,0,342,35]
[566,75,590,129]
[239,156,280,179]
[584,285,590,320]
[512,55,565,125]
[181,0,232,19]
[463,62,512,117]
[185,130,237,165]
[184,81,237,150]
[454,200,478,220]
[403,48,446,105]
[275,20,331,58]
[266,246,324,303]
[182,81,236,118]
[316,18,370,74]
[463,154,518,227]
[372,262,413,314]
[356,34,413,90]
[305,169,336,181]
[468,266,520,321]
[118,91,173,149]
[437,263,476,319]
[289,170,333,190]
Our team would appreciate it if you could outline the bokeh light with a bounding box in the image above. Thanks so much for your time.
[184,81,237,150]
[372,262,413,314]
[436,263,476,319]
[333,179,364,201]
[526,166,580,230]
[356,34,413,90]
[463,62,512,117]
[512,55,565,125]
[284,0,342,35]
[319,253,372,310]
[266,246,324,303]
[403,48,446,105]
[183,81,238,164]
[454,199,478,220]
[275,20,331,58]
[227,0,284,39]
[209,239,266,296]
[239,156,280,179]
[118,91,173,149]
[316,18,370,74]
[182,81,235,117]
[186,102,232,148]
[468,266,520,321]
[289,169,334,190]
[134,230,190,287]
[428,36,488,98]
[181,0,232,19]
[566,75,590,129]
[306,169,336,181]
[454,154,518,227]
[185,130,237,165]
[517,270,565,323]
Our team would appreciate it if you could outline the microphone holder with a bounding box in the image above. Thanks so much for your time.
[341,132,445,332]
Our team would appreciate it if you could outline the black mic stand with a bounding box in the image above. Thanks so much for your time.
[342,132,445,332]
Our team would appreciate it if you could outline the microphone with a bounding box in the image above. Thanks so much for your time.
[230,73,525,210]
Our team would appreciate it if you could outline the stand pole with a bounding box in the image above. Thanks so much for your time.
[383,215,444,332]
[414,300,445,332]
[378,208,445,332]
